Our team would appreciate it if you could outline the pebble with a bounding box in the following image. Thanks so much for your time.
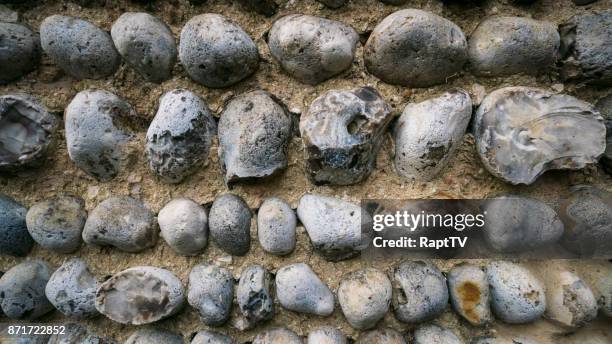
[238,0,278,16]
[179,14,259,88]
[471,336,541,344]
[65,90,136,181]
[307,327,347,344]
[559,186,612,257]
[111,12,177,83]
[158,197,208,256]
[192,331,235,344]
[208,193,252,256]
[364,9,467,87]
[0,260,54,319]
[96,266,184,325]
[145,89,216,183]
[544,270,597,328]
[394,89,472,181]
[82,196,158,252]
[0,22,40,84]
[474,87,605,185]
[355,328,407,344]
[468,17,559,77]
[45,258,99,318]
[595,95,612,174]
[125,328,183,344]
[560,10,612,85]
[218,90,292,184]
[40,15,120,79]
[268,14,358,84]
[413,324,464,344]
[0,194,33,256]
[447,263,492,326]
[188,264,234,326]
[338,268,392,330]
[393,261,448,323]
[26,194,86,253]
[486,261,546,324]
[253,328,302,344]
[257,197,296,255]
[297,194,363,261]
[0,94,58,171]
[300,87,392,185]
[237,264,274,325]
[481,195,564,253]
[275,263,334,316]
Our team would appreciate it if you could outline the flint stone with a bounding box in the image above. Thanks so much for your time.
[486,261,546,324]
[218,90,292,184]
[40,15,120,79]
[338,268,392,330]
[596,95,612,174]
[45,258,99,318]
[468,17,559,77]
[65,89,135,181]
[413,324,464,344]
[146,89,216,183]
[179,14,258,88]
[393,261,448,323]
[0,94,57,171]
[257,197,296,255]
[124,328,183,344]
[364,9,467,87]
[237,265,274,325]
[158,197,208,256]
[192,331,235,344]
[0,22,40,84]
[0,260,54,319]
[300,87,392,185]
[394,89,472,181]
[545,270,597,328]
[208,193,252,256]
[307,327,347,344]
[473,87,605,185]
[275,263,334,316]
[268,14,358,84]
[355,329,406,344]
[111,12,177,83]
[448,263,492,326]
[82,196,158,252]
[0,194,33,256]
[96,266,184,325]
[297,194,363,261]
[188,264,234,326]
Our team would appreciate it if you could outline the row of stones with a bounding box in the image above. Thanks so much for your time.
[1,7,611,87]
[1,258,609,344]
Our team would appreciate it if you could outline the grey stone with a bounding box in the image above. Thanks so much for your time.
[26,195,86,253]
[316,0,347,8]
[95,266,184,325]
[413,324,464,344]
[275,263,334,316]
[300,87,392,185]
[474,87,605,185]
[338,268,391,330]
[394,89,472,181]
[82,196,157,252]
[188,264,234,326]
[124,328,183,344]
[393,261,448,323]
[4,335,50,344]
[559,186,612,257]
[0,23,39,84]
[0,94,57,171]
[257,197,296,255]
[355,329,406,344]
[468,17,559,77]
[45,258,99,318]
[179,14,258,88]
[208,194,251,256]
[145,89,216,183]
[0,5,18,23]
[218,90,292,184]
[297,194,363,261]
[111,12,176,83]
[237,264,274,325]
[40,15,120,79]
[158,197,208,256]
[596,95,612,174]
[482,195,564,253]
[0,194,33,256]
[268,14,358,85]
[65,89,136,181]
[471,336,541,344]
[0,260,53,319]
[560,10,612,85]
[447,263,492,326]
[307,327,347,344]
[237,0,278,17]
[544,270,597,328]
[192,331,235,344]
[253,328,302,344]
[47,323,114,344]
[486,261,546,324]
[364,9,467,87]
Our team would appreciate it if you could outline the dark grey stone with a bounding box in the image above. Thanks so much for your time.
[45,258,99,318]
[0,22,40,84]
[338,268,391,330]
[257,197,296,256]
[158,197,208,256]
[0,260,54,319]
[275,263,334,316]
[208,194,251,256]
[0,194,33,256]
[237,264,274,325]
[187,264,234,326]
[393,261,448,323]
